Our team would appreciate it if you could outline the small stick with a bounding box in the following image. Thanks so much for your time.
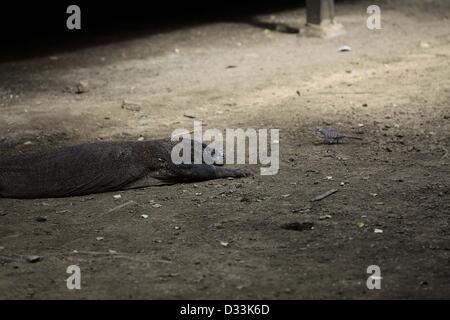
[312,189,338,202]
[104,200,137,215]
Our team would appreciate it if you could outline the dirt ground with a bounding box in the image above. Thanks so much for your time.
[0,0,449,299]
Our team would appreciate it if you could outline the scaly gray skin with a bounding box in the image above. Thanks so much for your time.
[0,139,249,199]
[316,128,363,144]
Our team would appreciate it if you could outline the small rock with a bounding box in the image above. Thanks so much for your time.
[319,215,332,220]
[96,237,104,241]
[357,221,365,228]
[23,141,33,145]
[137,136,144,141]
[338,45,352,52]
[374,228,383,234]
[152,203,162,208]
[220,241,229,247]
[75,80,89,94]
[281,194,291,198]
[292,207,311,214]
[174,226,181,230]
[113,194,122,200]
[121,100,142,112]
[26,255,42,263]
[213,222,224,229]
[419,41,430,49]
[141,214,149,219]
[108,249,118,254]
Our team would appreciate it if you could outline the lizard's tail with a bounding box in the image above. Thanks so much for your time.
[346,136,363,140]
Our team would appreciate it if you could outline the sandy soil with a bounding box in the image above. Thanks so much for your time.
[0,0,449,299]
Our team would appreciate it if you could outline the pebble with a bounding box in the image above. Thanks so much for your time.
[338,45,352,52]
[75,80,89,94]
[419,41,430,49]
[121,100,142,112]
[220,241,229,247]
[26,255,42,263]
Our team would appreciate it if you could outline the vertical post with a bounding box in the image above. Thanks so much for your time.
[304,0,343,38]
[306,0,335,25]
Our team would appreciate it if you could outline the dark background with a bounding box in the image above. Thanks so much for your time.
[1,0,307,61]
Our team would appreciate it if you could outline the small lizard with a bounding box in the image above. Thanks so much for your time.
[316,128,363,144]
